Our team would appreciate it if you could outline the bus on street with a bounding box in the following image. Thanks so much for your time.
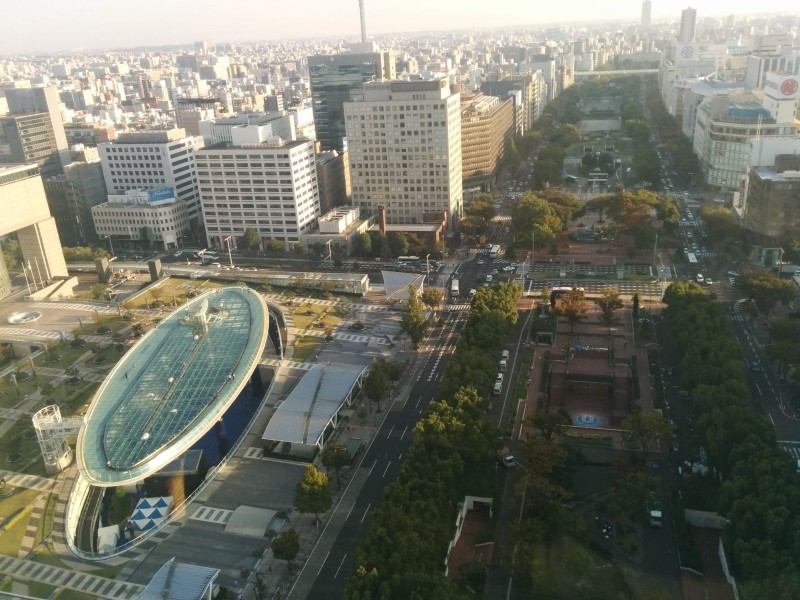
[451,279,460,296]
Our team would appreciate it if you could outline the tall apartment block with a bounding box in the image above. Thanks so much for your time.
[344,78,463,226]
[98,128,202,227]
[679,7,697,43]
[196,127,320,251]
[308,51,396,152]
[0,164,69,299]
[460,94,514,191]
[641,0,652,30]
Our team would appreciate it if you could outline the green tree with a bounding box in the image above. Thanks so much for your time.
[0,238,22,271]
[622,411,671,463]
[614,471,660,522]
[528,410,571,443]
[420,288,444,311]
[400,284,427,348]
[321,444,351,489]
[89,284,111,301]
[271,528,300,570]
[356,232,372,257]
[557,287,587,333]
[595,287,624,325]
[387,232,409,257]
[632,292,640,320]
[294,465,331,527]
[738,270,796,316]
[240,228,261,252]
[362,360,389,412]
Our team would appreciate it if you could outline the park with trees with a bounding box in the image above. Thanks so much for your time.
[663,281,800,598]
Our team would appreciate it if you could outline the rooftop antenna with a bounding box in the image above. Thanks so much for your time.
[358,0,368,44]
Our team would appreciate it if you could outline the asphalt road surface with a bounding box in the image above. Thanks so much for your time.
[291,309,468,599]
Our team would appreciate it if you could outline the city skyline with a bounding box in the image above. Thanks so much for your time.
[1,0,796,55]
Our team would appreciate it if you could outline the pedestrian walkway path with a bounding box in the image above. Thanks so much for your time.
[0,327,111,344]
[190,506,233,525]
[447,303,472,311]
[0,407,32,421]
[259,358,314,371]
[243,447,264,459]
[18,492,49,558]
[263,293,390,312]
[0,470,56,493]
[0,555,144,599]
[30,302,117,314]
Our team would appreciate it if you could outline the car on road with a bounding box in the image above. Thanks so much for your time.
[502,266,515,272]
[751,360,761,372]
[173,251,182,257]
[477,259,485,265]
[498,454,516,468]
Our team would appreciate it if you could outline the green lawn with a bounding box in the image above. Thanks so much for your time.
[291,336,322,362]
[32,342,93,370]
[0,504,34,556]
[54,590,100,600]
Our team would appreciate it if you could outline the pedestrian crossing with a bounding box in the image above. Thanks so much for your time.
[780,443,800,461]
[190,505,233,525]
[31,302,117,314]
[447,304,472,311]
[243,447,264,460]
[0,555,143,599]
[0,327,111,344]
[0,470,56,493]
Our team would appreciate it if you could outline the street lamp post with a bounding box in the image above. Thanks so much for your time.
[104,235,114,258]
[223,236,234,267]
[425,253,430,281]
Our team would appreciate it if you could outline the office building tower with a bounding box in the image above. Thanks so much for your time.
[0,164,69,299]
[316,150,352,214]
[98,129,202,226]
[744,154,800,241]
[344,78,463,226]
[481,73,543,134]
[460,94,514,191]
[680,7,697,43]
[641,0,652,29]
[359,0,368,44]
[0,113,66,178]
[91,188,190,250]
[196,129,320,251]
[308,51,395,152]
[44,147,107,247]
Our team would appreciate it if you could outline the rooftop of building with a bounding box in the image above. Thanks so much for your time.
[76,287,268,486]
[753,167,800,181]
[199,139,308,151]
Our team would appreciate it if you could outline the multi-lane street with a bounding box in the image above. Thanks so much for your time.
[291,308,469,599]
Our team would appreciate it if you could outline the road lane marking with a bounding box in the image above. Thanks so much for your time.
[317,551,330,576]
[383,461,392,477]
[769,414,775,427]
[334,554,348,578]
[361,503,371,523]
[368,460,377,475]
[387,425,395,438]
[400,426,408,440]
[755,383,762,396]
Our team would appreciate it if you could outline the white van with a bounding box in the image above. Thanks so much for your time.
[493,381,502,395]
[501,349,510,361]
[500,359,507,372]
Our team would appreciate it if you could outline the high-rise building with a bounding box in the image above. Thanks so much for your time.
[344,78,463,226]
[744,154,800,241]
[460,94,514,191]
[0,113,66,178]
[481,73,543,133]
[98,129,202,227]
[308,51,396,152]
[641,0,652,30]
[196,129,320,251]
[316,150,351,214]
[679,7,697,43]
[44,147,107,247]
[0,164,69,299]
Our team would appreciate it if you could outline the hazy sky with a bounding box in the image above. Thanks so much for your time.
[1,0,795,55]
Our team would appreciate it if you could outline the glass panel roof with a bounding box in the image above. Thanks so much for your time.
[77,287,268,486]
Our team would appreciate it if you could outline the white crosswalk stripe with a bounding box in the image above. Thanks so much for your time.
[243,447,264,459]
[190,505,233,524]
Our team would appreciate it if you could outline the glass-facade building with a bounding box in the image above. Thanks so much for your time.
[308,51,395,152]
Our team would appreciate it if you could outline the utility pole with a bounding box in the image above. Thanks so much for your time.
[224,236,234,267]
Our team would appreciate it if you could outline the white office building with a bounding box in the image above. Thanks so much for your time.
[98,128,202,226]
[91,188,190,250]
[344,78,463,226]
[196,130,320,251]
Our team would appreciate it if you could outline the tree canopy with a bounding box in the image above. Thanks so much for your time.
[294,465,332,525]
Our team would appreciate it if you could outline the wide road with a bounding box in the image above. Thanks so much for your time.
[290,308,469,599]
